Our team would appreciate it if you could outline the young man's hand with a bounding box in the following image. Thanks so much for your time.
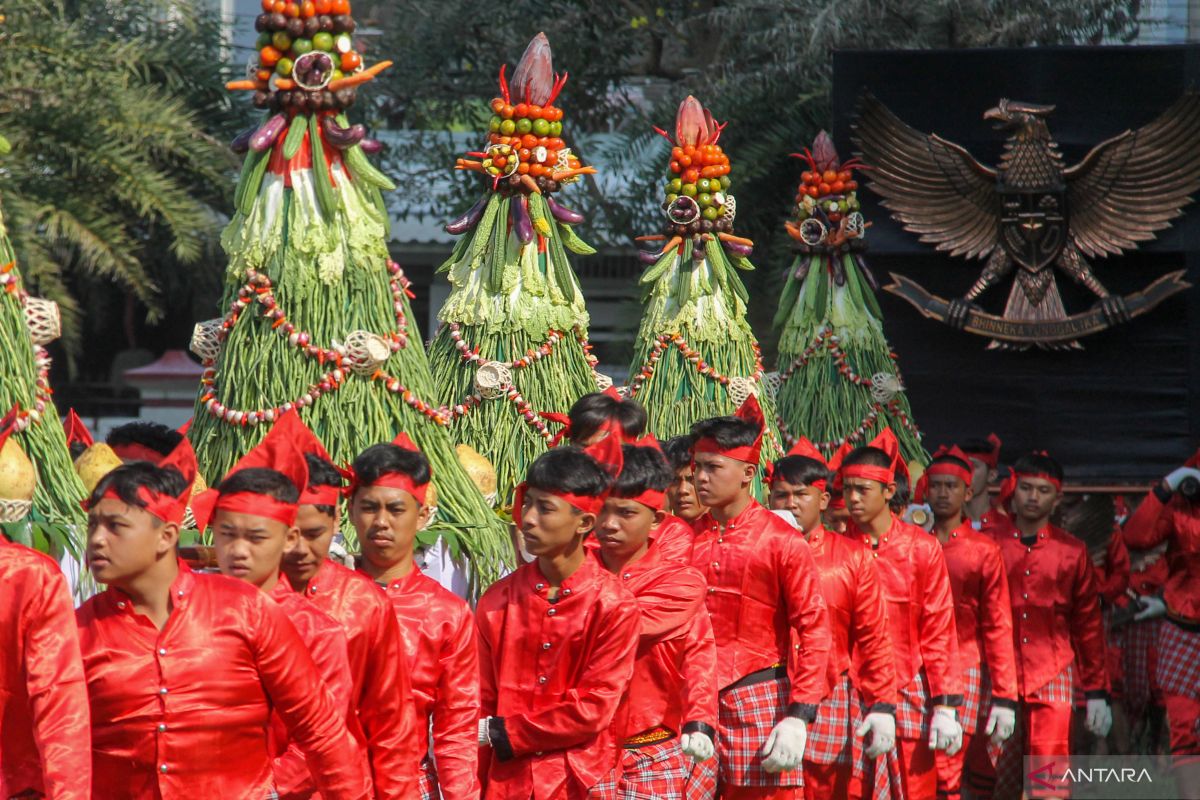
[856,712,896,758]
[680,731,715,761]
[928,706,963,755]
[984,705,1016,746]
[760,718,807,772]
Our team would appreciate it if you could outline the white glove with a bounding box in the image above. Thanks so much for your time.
[1085,698,1112,738]
[856,711,896,758]
[1165,466,1200,491]
[478,717,492,747]
[680,730,715,762]
[1133,595,1167,622]
[761,717,807,772]
[928,706,963,755]
[984,705,1016,746]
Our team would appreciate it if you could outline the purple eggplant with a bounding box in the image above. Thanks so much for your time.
[444,195,488,235]
[230,126,256,154]
[249,114,287,152]
[637,250,659,264]
[359,137,382,155]
[723,240,753,259]
[320,115,366,149]
[545,195,584,225]
[511,197,534,244]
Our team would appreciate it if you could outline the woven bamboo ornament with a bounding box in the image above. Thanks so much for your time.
[594,372,614,392]
[762,371,782,400]
[727,376,759,408]
[474,361,513,400]
[342,330,391,376]
[870,372,903,403]
[23,297,60,346]
[0,498,32,522]
[190,319,223,363]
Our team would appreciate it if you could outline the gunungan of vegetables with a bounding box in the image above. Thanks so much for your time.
[428,33,602,504]
[628,96,781,486]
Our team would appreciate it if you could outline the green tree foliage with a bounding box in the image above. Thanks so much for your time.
[0,0,250,366]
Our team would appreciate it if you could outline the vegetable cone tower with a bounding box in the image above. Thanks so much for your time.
[0,174,88,537]
[773,131,925,464]
[628,97,782,480]
[190,0,509,585]
[428,33,601,503]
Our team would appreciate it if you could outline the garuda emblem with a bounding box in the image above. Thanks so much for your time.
[852,94,1200,349]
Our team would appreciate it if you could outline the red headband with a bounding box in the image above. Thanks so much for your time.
[840,428,908,486]
[513,481,606,518]
[995,464,1063,512]
[343,431,431,505]
[288,414,344,508]
[693,394,765,465]
[85,435,199,526]
[611,431,665,510]
[970,433,1003,470]
[212,492,299,527]
[299,485,343,508]
[543,387,629,447]
[110,442,170,464]
[913,445,973,503]
[771,436,829,490]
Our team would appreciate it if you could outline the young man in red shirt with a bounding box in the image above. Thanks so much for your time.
[349,434,481,800]
[1118,447,1200,794]
[957,435,1003,528]
[664,435,707,525]
[589,440,719,799]
[768,439,897,800]
[919,446,1018,800]
[840,431,963,800]
[986,452,1110,799]
[688,397,832,800]
[283,426,422,799]
[77,434,369,800]
[476,441,640,799]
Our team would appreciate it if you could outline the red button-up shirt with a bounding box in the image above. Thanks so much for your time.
[940,521,1018,705]
[268,577,357,798]
[1095,529,1131,606]
[294,559,421,798]
[989,524,1108,697]
[476,557,639,800]
[851,516,962,705]
[1123,488,1200,622]
[380,568,481,800]
[690,501,831,715]
[804,526,896,710]
[652,514,697,564]
[76,562,370,800]
[597,546,718,737]
[0,540,90,800]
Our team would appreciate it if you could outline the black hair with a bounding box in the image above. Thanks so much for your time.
[612,445,672,498]
[929,452,973,474]
[304,452,342,516]
[567,392,647,444]
[526,447,611,500]
[662,435,694,471]
[890,474,911,512]
[69,441,89,460]
[217,467,300,505]
[771,455,831,488]
[88,462,190,519]
[1012,452,1064,483]
[105,422,183,458]
[958,437,998,458]
[350,443,431,494]
[842,445,893,470]
[689,415,759,450]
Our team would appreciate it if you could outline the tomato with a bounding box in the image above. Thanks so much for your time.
[531,118,550,136]
[672,147,684,162]
[261,0,274,10]
[301,0,316,16]
[838,170,851,182]
[801,171,813,184]
[259,45,282,66]
[529,105,542,118]
[544,149,557,164]
[312,31,334,50]
[521,134,538,149]
[514,103,528,118]
[331,0,349,13]
[490,98,505,113]
[669,160,681,174]
[500,104,514,119]
[284,2,300,17]
[256,68,273,82]
[822,170,837,183]
[315,0,331,10]
[518,148,531,161]
[818,182,831,196]
[272,0,286,11]
[341,50,361,71]
[806,185,819,197]
[683,168,700,185]
[831,180,845,194]
[678,155,692,168]
[846,181,857,191]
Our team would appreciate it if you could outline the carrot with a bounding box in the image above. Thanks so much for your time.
[455,159,483,172]
[520,174,542,195]
[274,78,296,90]
[328,60,394,91]
[718,232,754,247]
[659,235,683,255]
[551,166,596,181]
[226,79,266,91]
[635,235,665,242]
[784,222,805,242]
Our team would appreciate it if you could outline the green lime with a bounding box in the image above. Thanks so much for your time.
[516,118,532,134]
[668,178,682,193]
[272,31,292,51]
[666,193,679,204]
[549,121,563,136]
[702,206,719,221]
[681,183,697,197]
[312,32,334,51]
[292,38,313,55]
[697,178,711,192]
[720,175,731,189]
[697,193,712,207]
[276,57,294,76]
[532,118,550,136]
[256,32,272,48]
[489,116,501,132]
[499,119,516,135]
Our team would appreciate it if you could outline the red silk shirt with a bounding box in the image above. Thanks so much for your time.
[380,568,481,800]
[267,577,357,798]
[1095,529,1131,605]
[476,557,640,799]
[989,524,1108,697]
[0,540,90,800]
[690,501,831,717]
[1123,488,1200,622]
[76,562,370,800]
[652,514,697,564]
[805,526,896,711]
[596,546,718,738]
[940,522,1018,705]
[294,558,421,798]
[851,516,963,706]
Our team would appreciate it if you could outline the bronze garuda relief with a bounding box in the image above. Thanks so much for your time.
[852,93,1200,349]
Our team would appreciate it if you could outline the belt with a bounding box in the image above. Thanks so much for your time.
[623,726,674,749]
[1167,612,1200,633]
[723,663,786,693]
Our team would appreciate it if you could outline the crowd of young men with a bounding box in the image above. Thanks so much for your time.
[2,394,1199,800]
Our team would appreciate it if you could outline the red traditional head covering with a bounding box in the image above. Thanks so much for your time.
[63,409,94,450]
[840,428,908,486]
[771,436,831,491]
[514,422,623,520]
[610,427,666,511]
[913,444,973,503]
[288,416,343,508]
[84,433,199,527]
[191,410,311,531]
[542,386,629,447]
[994,451,1063,511]
[693,395,765,465]
[342,430,431,506]
[967,433,1003,470]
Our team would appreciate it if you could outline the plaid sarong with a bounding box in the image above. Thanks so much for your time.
[959,663,991,737]
[418,756,438,800]
[1027,663,1074,704]
[716,673,803,788]
[1157,621,1200,701]
[861,744,904,800]
[805,673,861,766]
[993,664,1075,798]
[895,669,931,741]
[1121,618,1163,709]
[587,739,692,800]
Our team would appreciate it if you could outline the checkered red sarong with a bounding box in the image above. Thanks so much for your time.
[418,757,438,800]
[1157,621,1200,701]
[860,744,903,800]
[1121,618,1163,709]
[716,673,802,788]
[805,674,861,766]
[588,739,691,800]
[1027,663,1074,704]
[993,664,1074,798]
[959,664,991,737]
[894,669,931,741]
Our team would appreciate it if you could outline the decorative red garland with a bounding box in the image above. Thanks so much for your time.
[1,261,55,434]
[626,333,766,397]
